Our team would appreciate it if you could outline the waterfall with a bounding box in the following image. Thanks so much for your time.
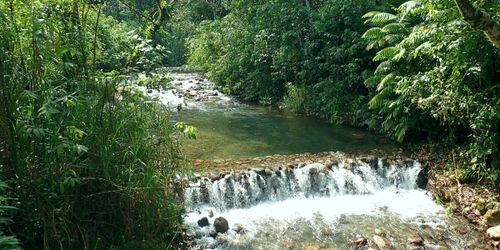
[184,158,425,212]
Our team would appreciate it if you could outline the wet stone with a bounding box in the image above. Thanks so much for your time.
[487,225,500,240]
[373,235,391,250]
[484,209,500,227]
[408,236,424,246]
[374,228,386,237]
[214,217,229,234]
[305,246,318,250]
[197,217,209,227]
[232,223,246,234]
[353,237,367,248]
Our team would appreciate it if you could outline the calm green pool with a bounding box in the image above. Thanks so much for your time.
[174,103,394,160]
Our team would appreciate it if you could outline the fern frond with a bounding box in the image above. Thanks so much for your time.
[369,12,398,25]
[364,75,384,88]
[362,11,382,21]
[374,46,400,61]
[362,27,383,39]
[384,34,405,45]
[374,60,393,74]
[368,87,393,109]
[393,47,406,61]
[398,0,421,13]
[377,73,397,92]
[381,23,406,34]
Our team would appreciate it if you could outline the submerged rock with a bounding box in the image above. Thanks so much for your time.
[197,217,209,227]
[372,235,391,250]
[487,225,500,240]
[209,229,218,238]
[374,228,386,237]
[407,236,424,246]
[232,223,246,234]
[214,217,229,234]
[483,209,500,227]
[352,237,367,248]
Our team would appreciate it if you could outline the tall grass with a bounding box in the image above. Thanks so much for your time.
[0,1,188,249]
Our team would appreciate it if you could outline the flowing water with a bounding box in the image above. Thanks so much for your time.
[135,71,488,249]
[137,71,395,160]
[183,159,486,249]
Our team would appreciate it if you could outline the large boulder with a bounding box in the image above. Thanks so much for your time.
[214,217,229,234]
[487,225,500,240]
[483,209,500,227]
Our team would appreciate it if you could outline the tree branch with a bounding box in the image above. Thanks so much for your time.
[454,0,500,49]
[116,0,156,25]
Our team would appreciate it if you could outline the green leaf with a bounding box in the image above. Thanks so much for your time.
[373,46,400,61]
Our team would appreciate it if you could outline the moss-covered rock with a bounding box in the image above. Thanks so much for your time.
[483,209,500,227]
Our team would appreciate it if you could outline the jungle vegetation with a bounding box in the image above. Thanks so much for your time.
[0,0,498,249]
[187,0,499,185]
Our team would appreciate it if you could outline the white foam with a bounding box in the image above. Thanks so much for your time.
[185,189,445,231]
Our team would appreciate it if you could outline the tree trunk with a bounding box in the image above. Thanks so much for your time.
[454,0,500,49]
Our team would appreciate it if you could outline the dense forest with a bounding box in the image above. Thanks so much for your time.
[0,0,498,249]
[187,0,499,185]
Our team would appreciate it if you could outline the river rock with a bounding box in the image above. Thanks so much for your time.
[320,227,334,236]
[209,173,220,181]
[232,223,246,234]
[483,209,500,227]
[209,229,218,238]
[487,225,500,240]
[216,233,228,244]
[408,236,424,246]
[373,235,391,250]
[353,237,367,247]
[197,217,209,227]
[208,210,214,218]
[416,163,429,189]
[374,228,386,237]
[264,168,273,176]
[214,217,229,234]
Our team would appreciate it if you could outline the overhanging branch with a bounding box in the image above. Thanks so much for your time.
[454,0,500,49]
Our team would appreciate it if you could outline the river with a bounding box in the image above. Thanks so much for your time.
[136,71,490,249]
